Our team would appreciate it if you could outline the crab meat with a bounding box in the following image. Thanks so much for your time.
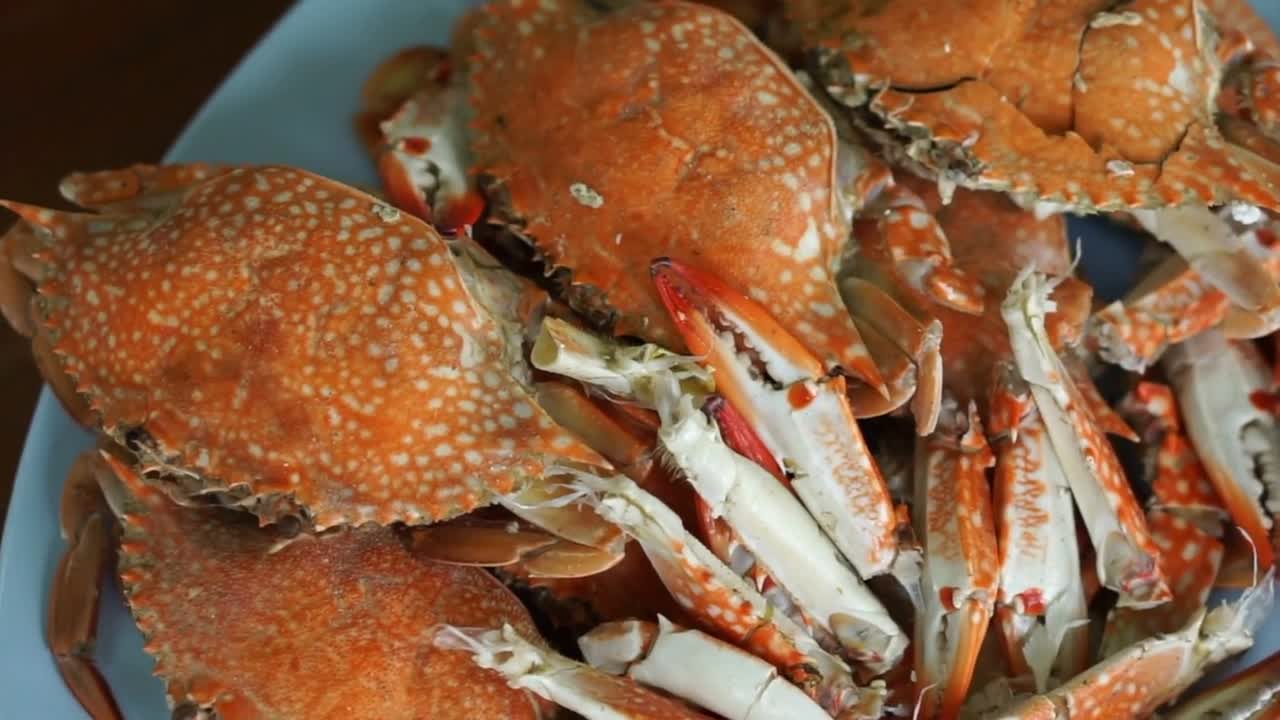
[578,616,865,720]
[438,624,714,719]
[1163,328,1280,572]
[463,0,884,390]
[994,571,1274,719]
[80,452,554,719]
[0,164,636,555]
[1003,269,1171,608]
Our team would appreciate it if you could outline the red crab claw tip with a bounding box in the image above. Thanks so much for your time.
[650,257,885,393]
[377,153,433,222]
[703,395,787,484]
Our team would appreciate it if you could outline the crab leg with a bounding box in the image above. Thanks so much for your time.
[989,374,1089,691]
[533,318,907,671]
[560,471,861,715]
[877,184,986,315]
[579,617,866,720]
[1129,207,1280,339]
[437,624,715,720]
[914,401,999,720]
[1101,382,1230,655]
[1164,647,1280,719]
[48,452,121,720]
[839,274,944,434]
[650,258,900,581]
[996,572,1274,719]
[1163,330,1280,572]
[1002,270,1171,607]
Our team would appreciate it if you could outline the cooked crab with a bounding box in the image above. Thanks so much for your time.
[788,0,1280,344]
[363,0,912,615]
[0,164,636,564]
[55,449,557,719]
[842,180,1155,715]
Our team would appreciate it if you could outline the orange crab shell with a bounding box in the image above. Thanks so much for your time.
[100,455,552,720]
[798,0,1280,212]
[465,0,875,375]
[4,165,603,529]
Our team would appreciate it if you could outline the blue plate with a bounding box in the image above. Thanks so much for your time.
[1,1,1279,717]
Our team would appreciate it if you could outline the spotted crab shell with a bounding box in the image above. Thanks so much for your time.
[4,165,602,529]
[793,0,1280,212]
[98,456,550,720]
[466,0,874,373]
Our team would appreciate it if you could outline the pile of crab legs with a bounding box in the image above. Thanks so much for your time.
[11,0,1280,718]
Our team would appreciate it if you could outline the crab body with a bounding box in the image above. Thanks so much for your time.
[2,165,623,534]
[790,0,1280,343]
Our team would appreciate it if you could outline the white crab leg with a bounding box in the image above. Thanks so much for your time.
[1002,270,1171,608]
[435,624,712,720]
[914,401,999,720]
[534,319,907,671]
[579,617,851,720]
[992,377,1089,690]
[1163,329,1280,572]
[994,572,1275,719]
[559,470,861,714]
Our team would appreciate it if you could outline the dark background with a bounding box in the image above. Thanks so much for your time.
[0,1,294,532]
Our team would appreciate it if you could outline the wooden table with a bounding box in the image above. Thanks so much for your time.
[0,2,294,533]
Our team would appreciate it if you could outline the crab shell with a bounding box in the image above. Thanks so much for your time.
[3,164,603,529]
[96,454,552,720]
[793,0,1280,212]
[464,0,879,380]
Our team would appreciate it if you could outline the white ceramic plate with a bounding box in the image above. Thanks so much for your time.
[2,1,1280,717]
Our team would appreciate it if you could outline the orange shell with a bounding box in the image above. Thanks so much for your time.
[466,0,871,371]
[6,165,602,528]
[104,457,549,720]
[788,0,1032,91]
[798,0,1280,211]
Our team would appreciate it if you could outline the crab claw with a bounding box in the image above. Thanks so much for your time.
[364,48,482,230]
[437,624,716,720]
[578,617,850,720]
[48,452,121,720]
[915,402,999,720]
[651,257,900,581]
[991,376,1089,691]
[1000,570,1275,719]
[1163,329,1280,572]
[1,218,39,337]
[1164,646,1280,719]
[1004,270,1171,608]
[1130,207,1280,333]
[880,185,986,315]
